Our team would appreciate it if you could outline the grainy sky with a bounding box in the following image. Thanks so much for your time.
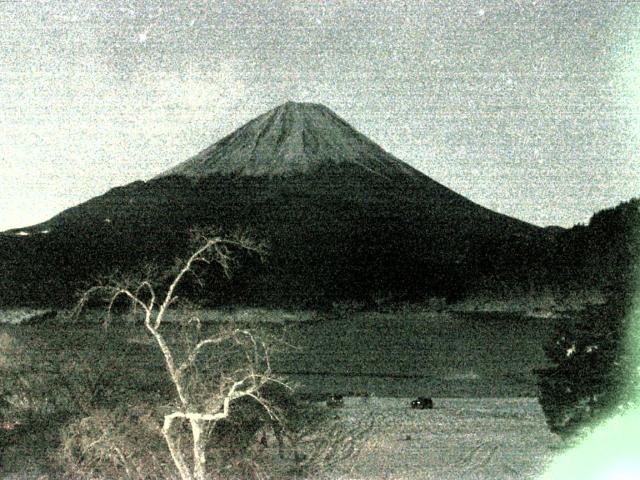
[1,0,639,231]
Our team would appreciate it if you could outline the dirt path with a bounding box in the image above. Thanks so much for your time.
[322,397,561,480]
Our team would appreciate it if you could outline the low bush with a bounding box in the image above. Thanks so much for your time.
[537,286,638,439]
[53,389,353,480]
[56,405,176,480]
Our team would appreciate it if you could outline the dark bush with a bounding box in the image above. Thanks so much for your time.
[411,397,433,410]
[536,286,638,438]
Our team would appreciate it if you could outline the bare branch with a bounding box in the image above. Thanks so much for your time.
[156,237,220,329]
[134,280,156,310]
[177,330,241,375]
[74,229,283,480]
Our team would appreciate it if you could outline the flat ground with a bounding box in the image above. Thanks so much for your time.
[0,397,561,480]
[1,308,565,478]
[280,310,563,397]
[325,397,560,480]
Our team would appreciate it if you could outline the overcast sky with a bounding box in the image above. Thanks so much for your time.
[1,0,639,230]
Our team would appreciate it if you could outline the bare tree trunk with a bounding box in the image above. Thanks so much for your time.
[191,418,208,480]
[162,416,194,480]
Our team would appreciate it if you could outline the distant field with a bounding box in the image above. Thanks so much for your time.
[278,310,563,397]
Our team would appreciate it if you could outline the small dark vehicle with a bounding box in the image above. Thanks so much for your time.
[327,394,344,408]
[411,397,433,409]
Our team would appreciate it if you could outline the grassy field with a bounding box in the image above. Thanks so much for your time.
[0,307,565,478]
[2,307,561,395]
[324,397,560,479]
[279,309,562,398]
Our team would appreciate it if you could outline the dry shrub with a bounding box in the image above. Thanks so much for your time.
[0,331,59,423]
[56,405,177,480]
[54,399,360,480]
[0,331,22,369]
[207,397,363,480]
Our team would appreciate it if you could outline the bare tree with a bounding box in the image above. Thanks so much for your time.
[74,229,287,480]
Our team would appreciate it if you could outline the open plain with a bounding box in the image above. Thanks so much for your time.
[323,396,560,480]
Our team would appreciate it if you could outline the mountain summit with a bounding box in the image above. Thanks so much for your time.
[161,102,421,178]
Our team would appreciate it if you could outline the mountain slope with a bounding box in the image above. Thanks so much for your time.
[161,101,423,179]
[1,102,545,307]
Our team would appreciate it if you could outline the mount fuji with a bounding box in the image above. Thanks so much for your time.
[0,102,546,306]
